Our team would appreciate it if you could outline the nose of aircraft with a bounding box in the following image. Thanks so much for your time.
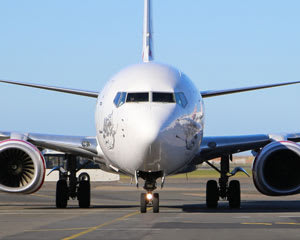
[119,104,177,172]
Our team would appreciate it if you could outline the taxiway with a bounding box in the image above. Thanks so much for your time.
[0,177,300,239]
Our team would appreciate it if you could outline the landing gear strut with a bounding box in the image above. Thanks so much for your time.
[54,155,91,208]
[137,171,163,213]
[205,155,246,209]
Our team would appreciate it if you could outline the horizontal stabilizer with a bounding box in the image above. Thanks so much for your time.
[0,79,98,98]
[201,81,300,98]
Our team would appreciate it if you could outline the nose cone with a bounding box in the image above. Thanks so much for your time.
[135,113,165,171]
[109,103,202,175]
[117,104,175,173]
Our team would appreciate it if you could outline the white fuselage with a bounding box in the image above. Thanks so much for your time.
[95,62,204,176]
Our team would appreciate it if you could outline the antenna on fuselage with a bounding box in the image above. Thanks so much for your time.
[142,0,153,62]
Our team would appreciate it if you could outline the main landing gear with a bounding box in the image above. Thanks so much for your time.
[138,171,163,213]
[51,155,91,208]
[205,155,249,209]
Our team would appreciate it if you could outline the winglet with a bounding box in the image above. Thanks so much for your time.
[142,0,153,62]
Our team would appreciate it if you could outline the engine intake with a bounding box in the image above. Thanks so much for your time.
[253,141,300,196]
[0,140,46,194]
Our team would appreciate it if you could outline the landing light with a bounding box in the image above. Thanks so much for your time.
[146,193,153,200]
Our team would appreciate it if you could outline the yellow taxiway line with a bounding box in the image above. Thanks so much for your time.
[62,207,151,240]
[241,222,272,226]
[275,222,300,225]
[26,227,90,232]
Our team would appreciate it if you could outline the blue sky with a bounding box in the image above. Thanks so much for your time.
[0,0,299,137]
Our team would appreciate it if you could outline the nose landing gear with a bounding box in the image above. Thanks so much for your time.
[137,171,163,213]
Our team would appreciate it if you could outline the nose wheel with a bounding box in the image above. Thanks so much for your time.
[140,192,160,213]
[153,193,159,213]
[140,193,147,213]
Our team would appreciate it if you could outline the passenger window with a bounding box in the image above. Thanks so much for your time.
[113,92,127,107]
[126,92,149,102]
[175,92,188,108]
[152,92,175,103]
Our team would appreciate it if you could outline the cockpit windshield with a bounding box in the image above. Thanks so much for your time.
[126,92,149,102]
[152,92,175,103]
[113,91,188,108]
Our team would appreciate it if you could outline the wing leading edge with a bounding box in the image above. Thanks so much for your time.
[0,79,98,98]
[0,131,105,163]
[200,81,300,98]
[2,79,299,100]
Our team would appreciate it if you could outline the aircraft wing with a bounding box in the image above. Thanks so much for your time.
[0,131,105,164]
[200,81,300,98]
[191,133,300,164]
[1,79,299,100]
[0,79,98,98]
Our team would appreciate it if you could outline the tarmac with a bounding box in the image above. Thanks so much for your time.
[1,177,300,240]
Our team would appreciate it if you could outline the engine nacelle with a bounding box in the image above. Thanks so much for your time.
[253,141,300,196]
[0,139,46,194]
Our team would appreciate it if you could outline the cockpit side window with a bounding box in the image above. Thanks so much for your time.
[119,92,127,106]
[113,92,121,106]
[126,92,149,102]
[175,92,188,108]
[113,92,127,107]
[152,92,175,103]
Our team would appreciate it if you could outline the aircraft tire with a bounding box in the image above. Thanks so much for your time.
[228,180,240,208]
[206,180,219,208]
[140,193,147,213]
[56,179,68,208]
[153,193,159,213]
[78,180,91,208]
[78,172,90,182]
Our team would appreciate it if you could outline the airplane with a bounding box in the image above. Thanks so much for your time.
[1,0,300,213]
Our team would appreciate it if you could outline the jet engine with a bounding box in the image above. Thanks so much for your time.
[253,141,300,196]
[0,139,46,194]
